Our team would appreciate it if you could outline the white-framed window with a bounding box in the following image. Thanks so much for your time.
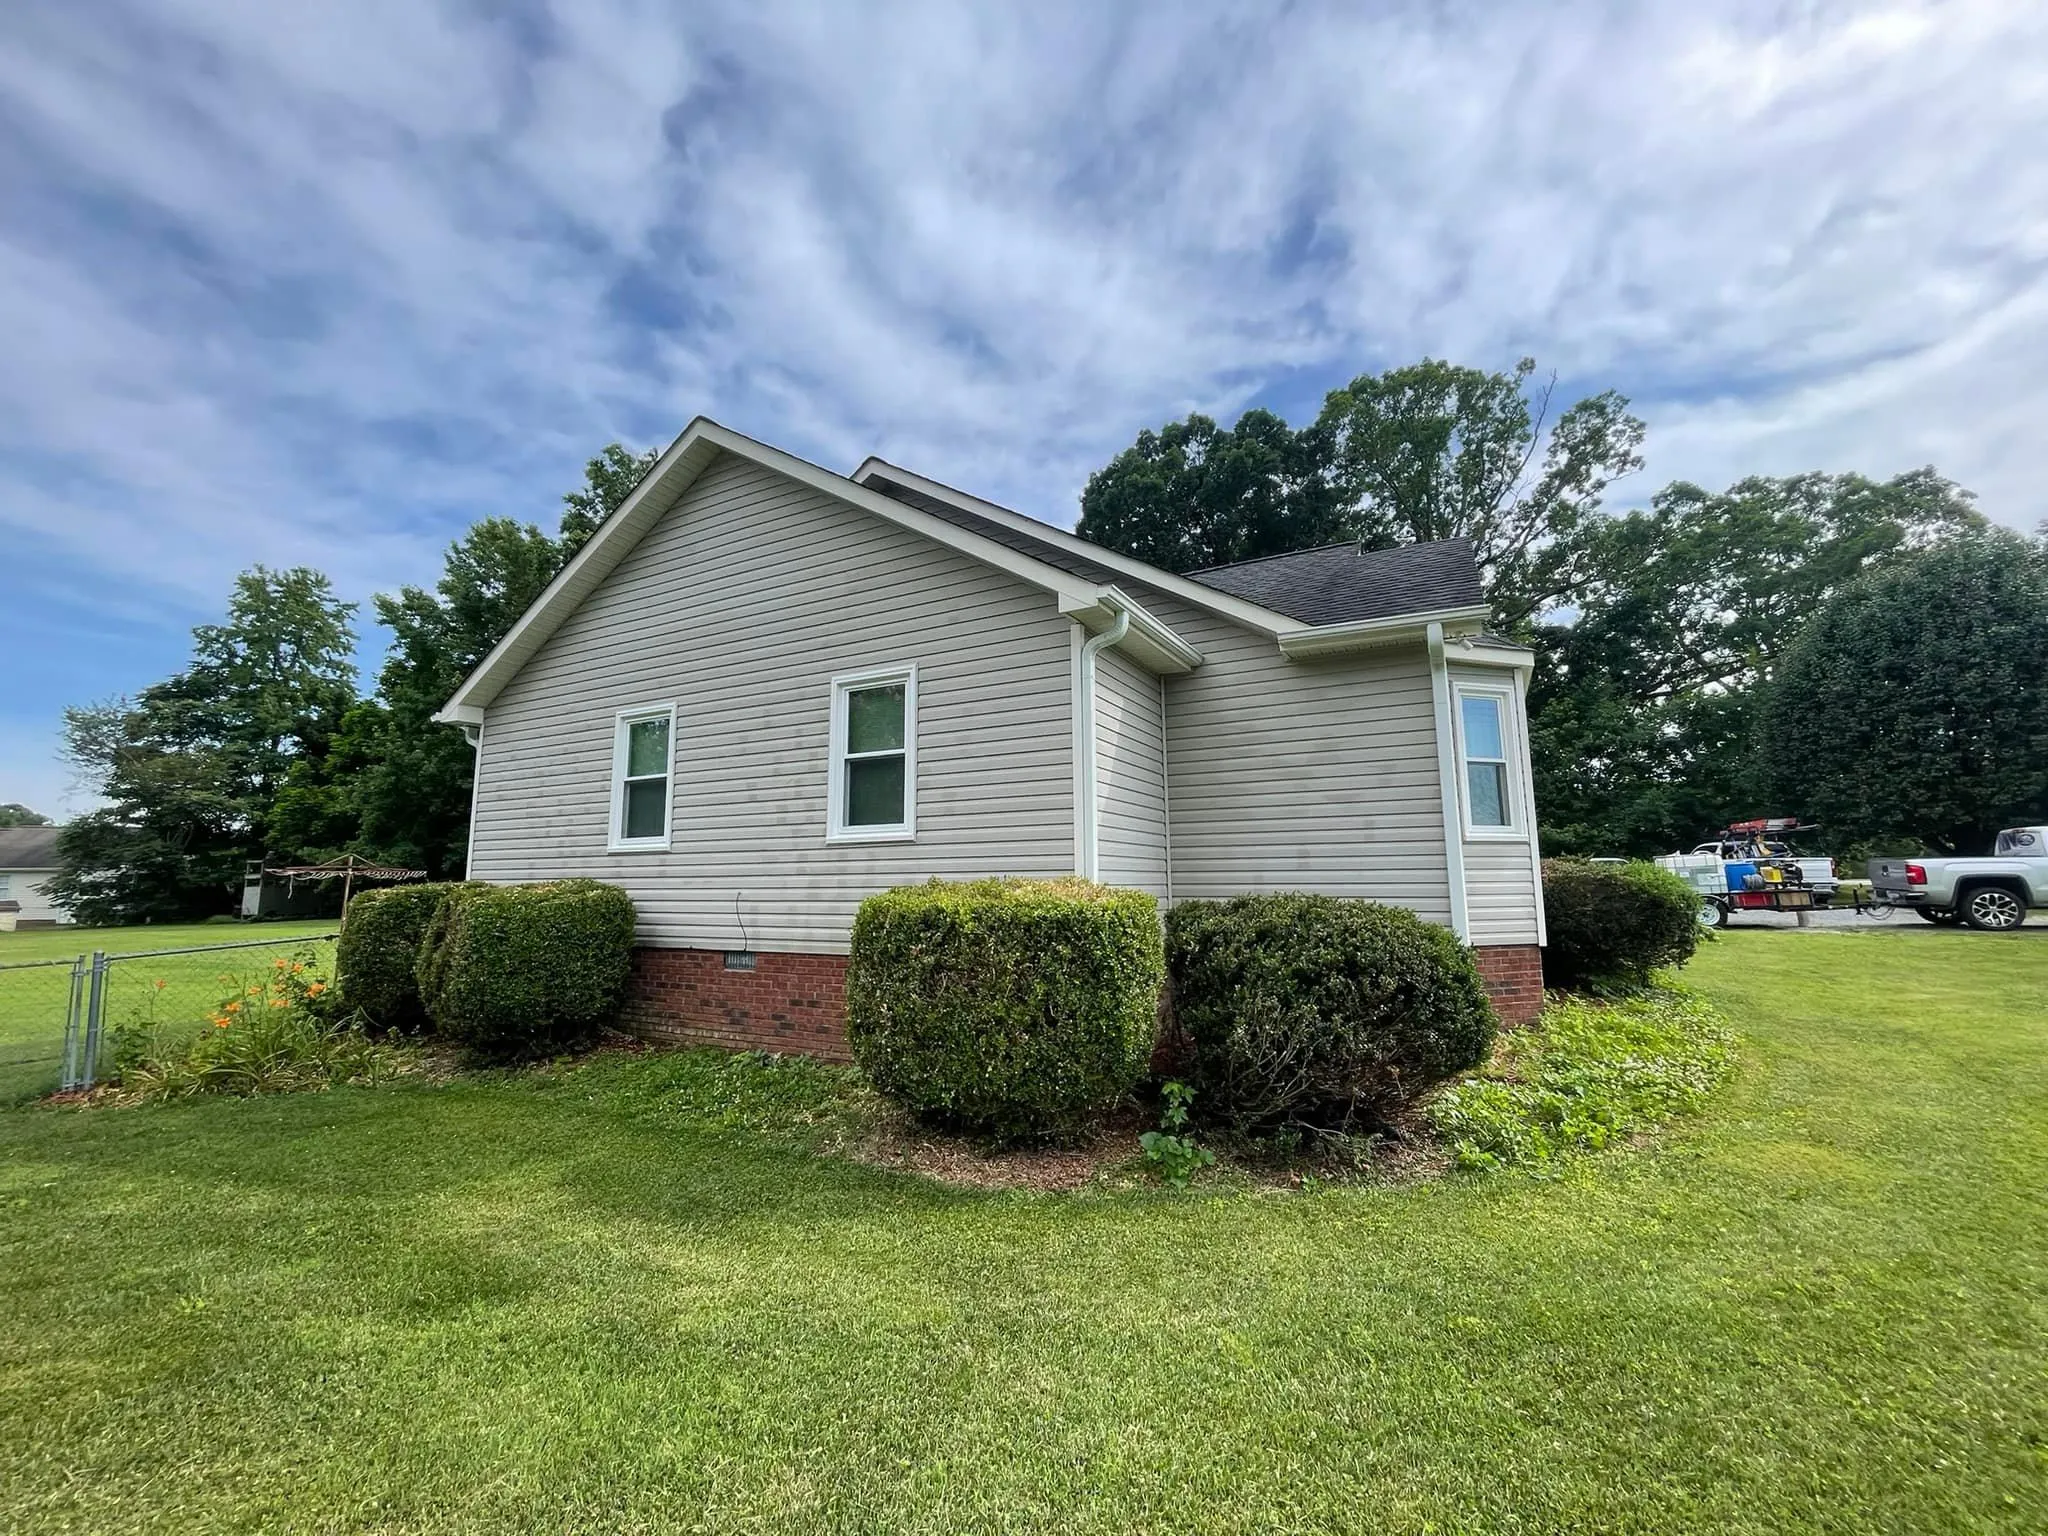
[608,703,675,851]
[827,665,916,842]
[1454,684,1519,835]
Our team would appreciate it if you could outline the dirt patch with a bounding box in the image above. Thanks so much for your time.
[833,1102,1153,1193]
[830,1097,1451,1194]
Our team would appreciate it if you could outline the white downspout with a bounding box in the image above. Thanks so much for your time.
[460,721,483,881]
[1076,610,1131,882]
[1426,622,1471,940]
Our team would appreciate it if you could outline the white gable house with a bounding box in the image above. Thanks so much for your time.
[0,827,70,930]
[440,419,1545,1057]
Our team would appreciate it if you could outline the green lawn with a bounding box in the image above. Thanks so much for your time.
[0,922,337,1102]
[2,930,2043,1533]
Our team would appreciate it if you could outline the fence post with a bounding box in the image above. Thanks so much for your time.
[61,955,86,1092]
[81,950,109,1092]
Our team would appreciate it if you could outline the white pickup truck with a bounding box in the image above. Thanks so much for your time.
[1870,827,2048,931]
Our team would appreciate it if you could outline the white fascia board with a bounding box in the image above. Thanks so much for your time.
[1058,586,1203,674]
[1277,605,1493,660]
[852,456,1306,640]
[437,418,1136,720]
[1444,633,1537,673]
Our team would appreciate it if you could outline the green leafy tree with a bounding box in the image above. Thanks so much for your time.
[0,803,51,827]
[48,568,357,923]
[1077,409,1347,572]
[1077,360,1643,628]
[313,518,565,876]
[1753,532,2048,853]
[558,443,662,556]
[276,444,660,877]
[1530,469,1984,854]
[1315,358,1645,626]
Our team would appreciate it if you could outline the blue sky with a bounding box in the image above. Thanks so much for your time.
[4,0,2044,817]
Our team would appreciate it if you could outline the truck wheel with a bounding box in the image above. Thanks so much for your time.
[1959,886,2027,932]
[1697,899,1727,929]
[1913,907,1952,924]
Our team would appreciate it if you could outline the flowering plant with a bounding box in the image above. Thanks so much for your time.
[117,948,410,1101]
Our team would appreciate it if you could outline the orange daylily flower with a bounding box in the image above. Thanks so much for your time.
[307,981,327,995]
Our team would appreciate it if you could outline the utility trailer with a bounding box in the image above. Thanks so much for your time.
[1657,819,1883,928]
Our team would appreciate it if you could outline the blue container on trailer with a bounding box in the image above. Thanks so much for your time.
[1723,861,1758,893]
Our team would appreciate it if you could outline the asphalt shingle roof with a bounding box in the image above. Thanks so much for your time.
[863,474,1487,629]
[0,826,62,869]
[1186,538,1485,626]
[861,475,1129,587]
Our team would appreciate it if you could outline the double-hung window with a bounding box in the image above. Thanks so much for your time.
[828,666,916,841]
[609,704,674,850]
[1455,687,1517,834]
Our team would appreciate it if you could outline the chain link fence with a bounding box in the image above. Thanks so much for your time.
[0,932,338,1101]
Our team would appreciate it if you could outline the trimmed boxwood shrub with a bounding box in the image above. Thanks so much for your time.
[846,878,1164,1142]
[336,881,483,1030]
[1166,894,1497,1136]
[1541,859,1701,993]
[416,879,637,1052]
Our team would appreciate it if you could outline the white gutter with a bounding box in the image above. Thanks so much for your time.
[1426,621,1471,940]
[1278,604,1492,660]
[1076,609,1131,881]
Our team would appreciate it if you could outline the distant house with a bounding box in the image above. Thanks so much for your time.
[0,827,69,929]
[437,418,1545,1057]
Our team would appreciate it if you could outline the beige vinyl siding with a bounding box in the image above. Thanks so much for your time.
[470,450,1076,952]
[1094,644,1169,896]
[1124,587,1454,921]
[1450,662,1542,944]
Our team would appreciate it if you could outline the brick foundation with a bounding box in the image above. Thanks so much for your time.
[621,939,1546,1063]
[1473,943,1545,1025]
[620,947,851,1061]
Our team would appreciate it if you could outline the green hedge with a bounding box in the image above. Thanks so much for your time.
[846,878,1164,1142]
[1541,859,1701,992]
[336,882,482,1030]
[1166,894,1497,1135]
[416,879,637,1052]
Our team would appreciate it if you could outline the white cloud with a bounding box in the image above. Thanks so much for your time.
[1,0,2044,808]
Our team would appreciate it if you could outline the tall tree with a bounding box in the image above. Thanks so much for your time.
[1314,358,1645,627]
[1076,409,1347,572]
[274,443,661,876]
[1077,359,1643,628]
[47,568,357,923]
[1529,469,1984,854]
[558,443,663,555]
[1753,531,2048,853]
[281,518,566,876]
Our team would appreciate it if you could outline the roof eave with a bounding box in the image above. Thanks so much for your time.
[440,420,1129,720]
[1276,604,1492,660]
[1060,586,1205,674]
[852,457,1301,639]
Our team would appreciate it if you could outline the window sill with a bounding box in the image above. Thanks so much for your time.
[1462,826,1525,842]
[825,828,917,846]
[607,839,672,854]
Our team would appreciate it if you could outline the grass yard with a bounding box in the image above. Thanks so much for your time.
[0,922,337,1102]
[2,929,2044,1533]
